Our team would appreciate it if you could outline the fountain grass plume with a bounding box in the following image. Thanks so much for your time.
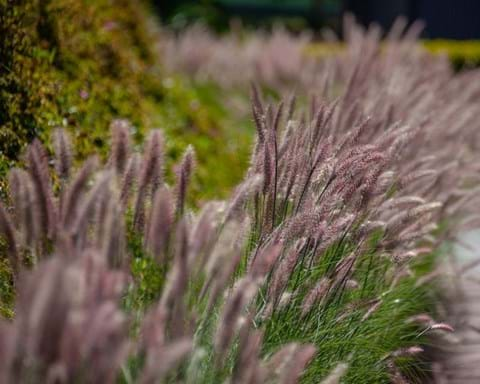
[1,17,480,383]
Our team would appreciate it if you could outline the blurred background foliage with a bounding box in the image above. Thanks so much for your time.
[0,0,252,203]
[156,0,343,32]
[2,0,480,205]
[158,0,480,73]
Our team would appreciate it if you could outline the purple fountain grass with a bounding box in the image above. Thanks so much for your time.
[1,16,480,383]
[319,362,349,384]
[0,202,18,276]
[26,140,57,241]
[146,187,174,263]
[160,25,314,91]
[0,250,130,384]
[109,119,132,176]
[231,325,263,383]
[8,169,37,250]
[175,145,195,216]
[277,343,317,384]
[133,129,164,233]
[120,153,140,209]
[52,128,72,182]
[61,157,98,229]
[214,276,259,366]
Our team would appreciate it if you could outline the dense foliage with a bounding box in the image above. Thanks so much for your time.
[2,17,480,382]
[1,3,480,383]
[0,0,155,163]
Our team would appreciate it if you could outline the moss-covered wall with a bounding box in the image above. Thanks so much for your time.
[0,0,157,167]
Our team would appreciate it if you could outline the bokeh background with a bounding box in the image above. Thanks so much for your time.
[157,0,480,39]
[2,1,480,383]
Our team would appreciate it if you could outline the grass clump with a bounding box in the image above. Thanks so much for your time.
[1,12,479,384]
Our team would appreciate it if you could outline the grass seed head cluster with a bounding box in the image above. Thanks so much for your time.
[0,17,480,384]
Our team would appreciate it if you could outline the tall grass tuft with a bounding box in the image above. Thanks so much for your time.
[1,17,480,384]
